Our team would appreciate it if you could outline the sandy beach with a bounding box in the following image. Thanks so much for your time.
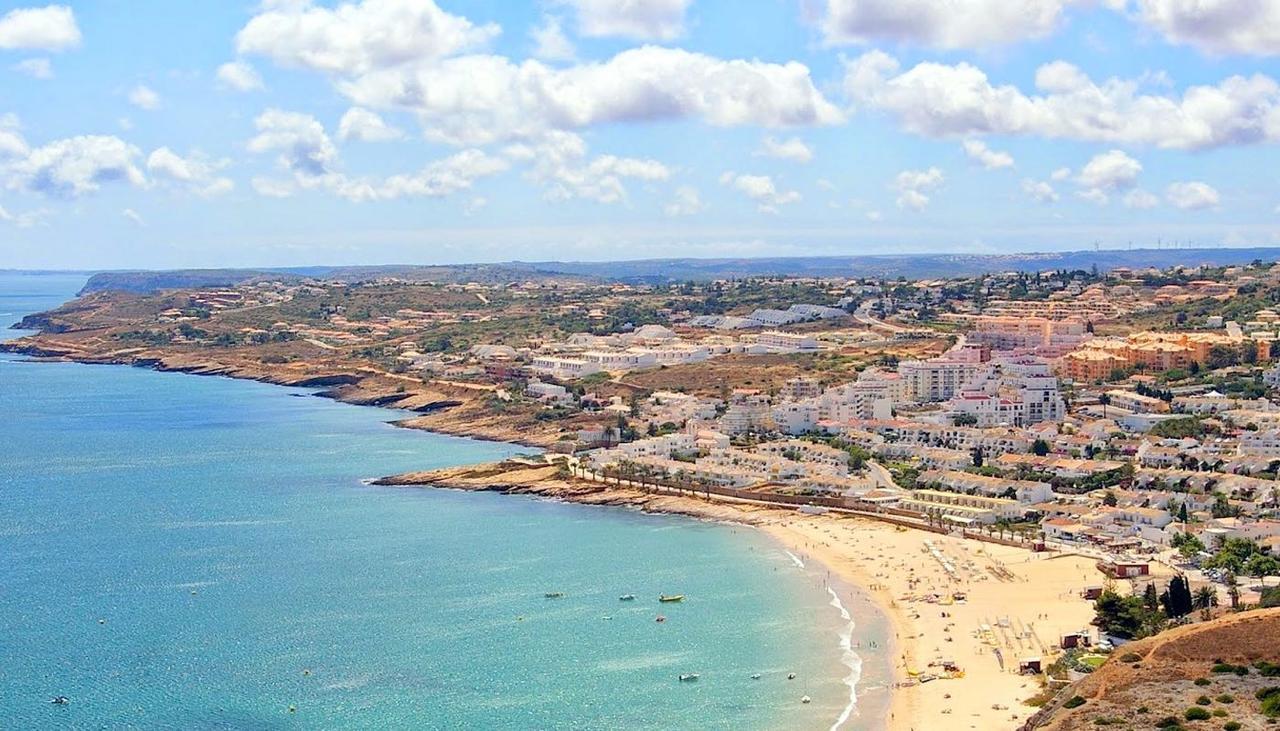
[765,516,1103,731]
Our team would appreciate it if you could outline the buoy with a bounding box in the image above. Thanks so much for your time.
[801,695,811,704]
[288,705,297,713]
[787,672,796,680]
[302,669,311,676]
[97,619,105,625]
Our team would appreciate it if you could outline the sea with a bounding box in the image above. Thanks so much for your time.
[0,272,890,730]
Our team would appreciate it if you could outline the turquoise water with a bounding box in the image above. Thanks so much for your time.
[0,273,881,729]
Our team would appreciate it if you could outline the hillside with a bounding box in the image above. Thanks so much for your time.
[69,246,1280,294]
[1025,609,1280,731]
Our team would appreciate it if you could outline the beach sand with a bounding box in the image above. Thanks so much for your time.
[765,515,1103,731]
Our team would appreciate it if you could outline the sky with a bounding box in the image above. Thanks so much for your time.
[2,0,1280,270]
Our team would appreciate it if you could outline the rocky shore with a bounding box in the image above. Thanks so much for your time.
[372,462,783,525]
[0,337,558,449]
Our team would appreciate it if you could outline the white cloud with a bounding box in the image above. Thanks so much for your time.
[865,210,882,221]
[4,134,145,197]
[721,171,801,213]
[1132,0,1280,56]
[757,135,814,163]
[372,149,510,201]
[128,84,161,111]
[337,47,843,146]
[845,50,1280,150]
[530,16,575,62]
[235,0,499,76]
[252,176,295,198]
[664,185,705,216]
[146,147,234,197]
[1122,189,1159,208]
[821,0,1075,49]
[1050,166,1071,181]
[961,139,1014,169]
[464,196,487,215]
[0,202,47,227]
[0,4,80,51]
[1166,180,1220,210]
[1076,149,1141,190]
[122,208,145,227]
[239,5,841,149]
[338,107,404,142]
[1077,188,1110,205]
[0,115,28,159]
[330,47,843,146]
[12,57,52,79]
[557,0,692,41]
[1021,178,1059,203]
[505,130,667,204]
[216,61,264,92]
[892,166,944,210]
[248,109,339,177]
[247,109,505,201]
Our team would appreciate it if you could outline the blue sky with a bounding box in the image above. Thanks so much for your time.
[2,0,1280,269]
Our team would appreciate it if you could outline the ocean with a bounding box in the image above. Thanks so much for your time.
[0,272,886,730]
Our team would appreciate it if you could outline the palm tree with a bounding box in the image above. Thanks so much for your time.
[1193,585,1218,621]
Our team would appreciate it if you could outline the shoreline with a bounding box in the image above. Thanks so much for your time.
[9,343,1098,729]
[378,462,1105,731]
[377,471,897,730]
[0,343,553,449]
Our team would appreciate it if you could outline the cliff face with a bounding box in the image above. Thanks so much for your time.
[1026,609,1280,731]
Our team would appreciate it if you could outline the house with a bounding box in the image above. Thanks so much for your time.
[1098,560,1150,579]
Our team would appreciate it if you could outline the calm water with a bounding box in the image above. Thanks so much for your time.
[0,273,883,730]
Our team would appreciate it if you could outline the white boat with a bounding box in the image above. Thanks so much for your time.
[679,673,700,682]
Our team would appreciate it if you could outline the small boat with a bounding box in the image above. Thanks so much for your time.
[801,695,811,704]
[679,673,700,682]
[658,594,685,603]
[619,594,636,601]
[544,592,565,599]
[750,674,762,680]
[787,672,797,680]
[655,615,666,623]
[50,696,70,705]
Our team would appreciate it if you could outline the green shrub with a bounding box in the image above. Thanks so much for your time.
[1155,716,1183,728]
[1063,695,1086,709]
[1196,678,1213,685]
[1212,709,1227,717]
[1196,695,1212,705]
[1137,706,1150,714]
[1215,694,1234,704]
[1121,652,1142,662]
[1185,707,1211,721]
[1223,722,1241,731]
[1257,686,1280,718]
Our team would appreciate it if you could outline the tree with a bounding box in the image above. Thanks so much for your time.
[1031,439,1050,457]
[1143,582,1160,613]
[1211,492,1234,519]
[971,446,984,468]
[1162,574,1194,617]
[1178,502,1190,524]
[1093,590,1149,639]
[1102,490,1118,507]
[1246,553,1280,579]
[1194,586,1218,611]
[1099,392,1111,418]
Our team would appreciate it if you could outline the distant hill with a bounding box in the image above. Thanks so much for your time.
[69,247,1280,294]
[524,247,1280,282]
